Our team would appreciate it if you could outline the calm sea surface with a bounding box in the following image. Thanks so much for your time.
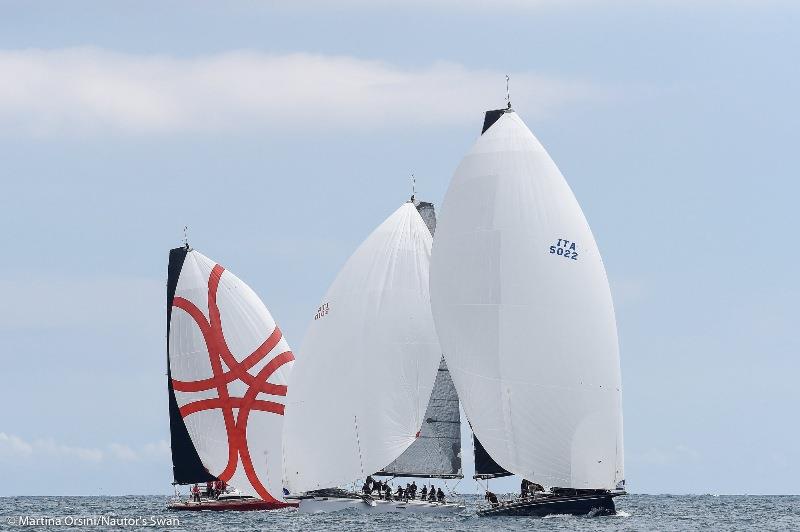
[2,494,798,531]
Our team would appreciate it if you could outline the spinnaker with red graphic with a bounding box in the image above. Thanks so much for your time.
[166,245,295,510]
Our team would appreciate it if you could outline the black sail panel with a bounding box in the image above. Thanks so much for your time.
[473,435,512,479]
[481,107,512,135]
[166,246,216,485]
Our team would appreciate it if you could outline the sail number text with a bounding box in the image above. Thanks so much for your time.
[314,302,330,320]
[549,238,578,260]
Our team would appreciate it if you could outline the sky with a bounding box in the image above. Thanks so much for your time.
[0,0,798,496]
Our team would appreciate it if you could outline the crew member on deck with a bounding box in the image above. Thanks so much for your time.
[191,483,201,503]
[420,485,428,500]
[437,488,445,502]
[428,485,436,501]
[485,490,499,507]
[383,483,391,500]
[410,481,417,499]
[206,481,213,497]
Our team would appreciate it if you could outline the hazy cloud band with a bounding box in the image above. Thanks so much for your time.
[0,48,607,137]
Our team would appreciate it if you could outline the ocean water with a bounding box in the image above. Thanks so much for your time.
[1,494,798,531]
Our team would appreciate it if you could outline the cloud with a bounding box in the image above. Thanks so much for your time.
[0,48,610,137]
[0,432,170,464]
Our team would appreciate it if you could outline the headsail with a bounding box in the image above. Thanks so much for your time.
[430,109,624,490]
[376,201,462,479]
[166,246,294,501]
[283,202,442,493]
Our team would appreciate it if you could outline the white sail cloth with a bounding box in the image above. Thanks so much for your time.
[430,111,624,490]
[283,202,442,493]
[168,250,294,501]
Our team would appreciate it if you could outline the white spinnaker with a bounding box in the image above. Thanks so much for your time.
[430,111,624,490]
[283,202,442,493]
[168,250,294,501]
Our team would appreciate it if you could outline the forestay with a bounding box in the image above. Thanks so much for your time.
[283,202,442,493]
[167,248,294,502]
[430,110,624,490]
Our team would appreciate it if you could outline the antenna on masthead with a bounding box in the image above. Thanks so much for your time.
[506,74,512,110]
[410,173,416,203]
[183,225,190,250]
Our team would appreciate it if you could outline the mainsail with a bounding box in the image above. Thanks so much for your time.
[283,202,442,493]
[377,356,462,479]
[472,435,511,479]
[377,200,462,479]
[430,108,624,490]
[166,246,294,502]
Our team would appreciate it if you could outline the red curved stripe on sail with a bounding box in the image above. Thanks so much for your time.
[179,398,286,418]
[170,322,285,395]
[235,351,294,501]
[169,263,294,503]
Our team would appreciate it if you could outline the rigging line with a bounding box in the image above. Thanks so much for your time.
[354,415,365,478]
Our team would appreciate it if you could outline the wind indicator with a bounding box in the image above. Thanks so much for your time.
[183,225,190,250]
[506,74,512,110]
[410,173,416,203]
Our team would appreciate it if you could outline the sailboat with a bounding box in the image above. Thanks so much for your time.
[165,244,297,511]
[429,102,625,517]
[282,200,464,514]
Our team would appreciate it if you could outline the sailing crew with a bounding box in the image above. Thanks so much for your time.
[362,480,371,495]
[437,488,445,502]
[428,485,436,501]
[383,483,391,500]
[205,481,214,497]
[374,479,382,494]
[521,478,530,497]
[396,485,404,500]
[410,481,417,499]
[420,485,428,500]
[191,483,201,503]
[485,490,499,507]
[405,483,412,500]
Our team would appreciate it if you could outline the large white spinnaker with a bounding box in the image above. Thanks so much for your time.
[430,109,624,490]
[283,202,442,493]
[167,247,294,502]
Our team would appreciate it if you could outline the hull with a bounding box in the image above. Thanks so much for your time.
[168,498,296,511]
[298,496,464,515]
[478,492,620,517]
